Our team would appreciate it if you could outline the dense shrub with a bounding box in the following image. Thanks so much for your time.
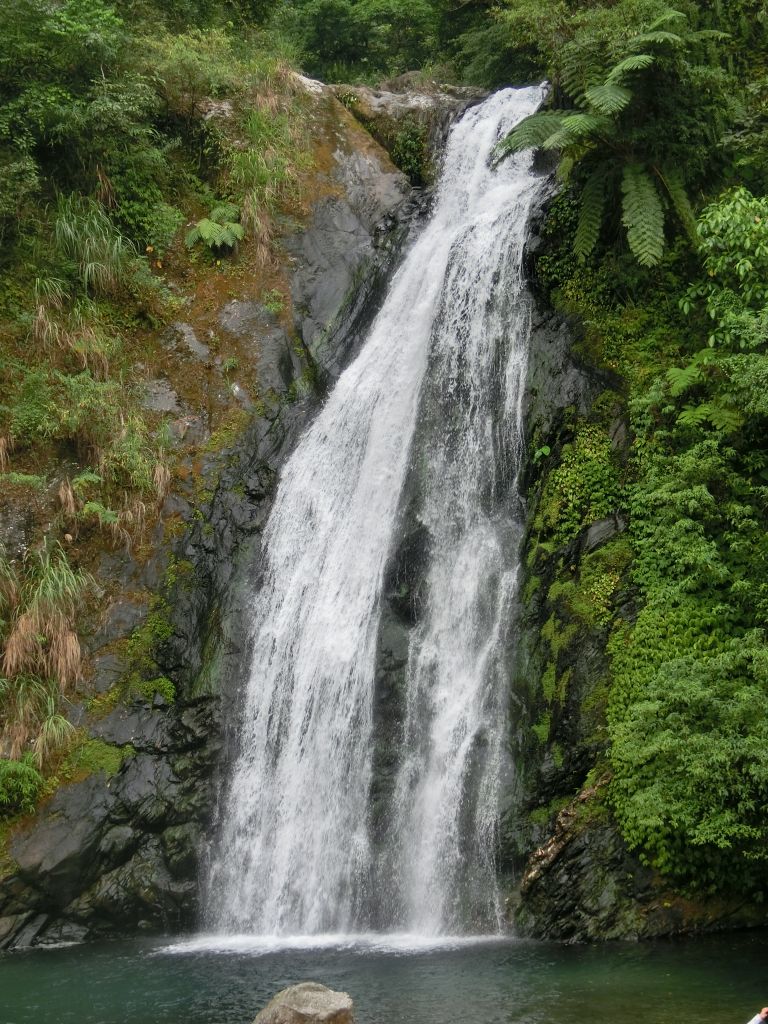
[0,756,45,817]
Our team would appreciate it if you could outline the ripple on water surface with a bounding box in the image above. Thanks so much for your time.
[0,930,765,1024]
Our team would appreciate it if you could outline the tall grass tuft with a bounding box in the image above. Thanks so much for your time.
[0,546,92,763]
[32,276,67,350]
[54,195,136,297]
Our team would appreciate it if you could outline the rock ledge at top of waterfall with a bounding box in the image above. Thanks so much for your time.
[252,982,354,1024]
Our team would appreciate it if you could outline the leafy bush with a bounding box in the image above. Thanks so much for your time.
[537,424,622,546]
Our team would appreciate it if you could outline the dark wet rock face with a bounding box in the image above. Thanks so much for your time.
[0,86,417,950]
[0,698,217,946]
[287,146,412,380]
[219,300,301,396]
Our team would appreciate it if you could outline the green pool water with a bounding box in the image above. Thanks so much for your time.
[0,930,764,1024]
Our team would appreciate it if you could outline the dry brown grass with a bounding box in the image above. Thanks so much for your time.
[240,198,274,268]
[153,461,171,502]
[107,497,149,552]
[0,435,12,472]
[32,301,63,350]
[0,545,92,762]
[1,547,91,688]
[58,478,77,518]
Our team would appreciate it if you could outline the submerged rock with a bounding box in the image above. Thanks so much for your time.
[253,983,354,1024]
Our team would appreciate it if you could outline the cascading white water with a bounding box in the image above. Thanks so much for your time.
[207,85,547,938]
[380,145,541,933]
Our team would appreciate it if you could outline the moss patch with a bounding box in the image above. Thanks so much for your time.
[59,737,135,782]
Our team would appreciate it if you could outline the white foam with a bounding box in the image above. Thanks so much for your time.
[158,932,513,957]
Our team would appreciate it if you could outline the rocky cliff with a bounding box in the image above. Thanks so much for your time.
[0,79,476,950]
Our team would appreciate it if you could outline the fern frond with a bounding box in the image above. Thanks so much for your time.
[621,164,665,267]
[210,202,240,225]
[496,111,567,157]
[677,403,711,428]
[606,54,655,83]
[557,155,575,181]
[689,29,730,43]
[539,113,610,151]
[219,222,245,247]
[185,224,202,248]
[647,8,686,30]
[657,166,698,245]
[561,58,602,103]
[666,363,702,397]
[575,169,609,258]
[585,83,633,115]
[630,30,684,47]
[707,403,744,432]
[677,402,743,432]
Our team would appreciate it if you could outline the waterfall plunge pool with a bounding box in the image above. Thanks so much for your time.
[1,930,764,1023]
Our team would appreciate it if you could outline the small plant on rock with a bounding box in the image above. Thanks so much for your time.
[185,203,244,254]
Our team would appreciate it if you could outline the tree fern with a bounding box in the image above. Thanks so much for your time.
[666,362,703,397]
[621,164,665,267]
[495,111,567,156]
[630,30,684,47]
[495,4,708,267]
[575,168,609,258]
[606,54,655,82]
[647,9,687,30]
[584,83,632,115]
[185,203,245,252]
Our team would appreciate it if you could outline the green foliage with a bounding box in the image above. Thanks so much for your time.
[186,202,244,252]
[537,424,621,545]
[0,472,45,489]
[132,675,176,704]
[532,710,552,744]
[53,196,137,297]
[553,540,632,629]
[498,2,732,265]
[291,0,437,80]
[390,117,430,184]
[682,187,768,347]
[0,755,44,817]
[610,632,768,890]
[124,603,174,678]
[526,3,768,894]
[606,296,768,893]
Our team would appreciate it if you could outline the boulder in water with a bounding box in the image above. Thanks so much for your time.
[252,982,354,1024]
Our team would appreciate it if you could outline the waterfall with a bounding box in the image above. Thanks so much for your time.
[207,85,546,938]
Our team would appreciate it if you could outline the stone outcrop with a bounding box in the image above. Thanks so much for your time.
[330,75,486,184]
[253,983,354,1024]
